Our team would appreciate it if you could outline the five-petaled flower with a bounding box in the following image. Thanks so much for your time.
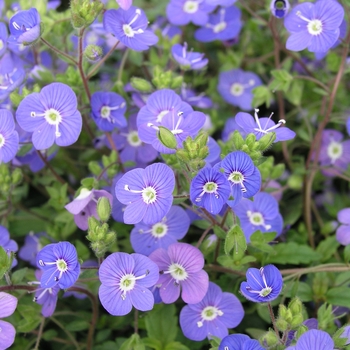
[115,163,175,224]
[149,242,209,304]
[240,264,283,303]
[0,109,19,164]
[0,292,18,349]
[98,252,159,316]
[16,82,82,150]
[36,242,81,289]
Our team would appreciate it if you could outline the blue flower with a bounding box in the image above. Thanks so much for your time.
[270,0,290,18]
[115,163,175,224]
[166,0,215,26]
[286,329,334,350]
[0,225,18,267]
[16,82,82,150]
[205,0,237,6]
[179,282,244,341]
[235,109,296,143]
[219,334,266,350]
[0,22,8,57]
[103,6,158,51]
[0,109,19,164]
[130,205,190,256]
[284,0,344,53]
[217,68,262,110]
[91,91,127,132]
[171,42,208,70]
[181,86,213,109]
[36,242,81,289]
[240,264,283,303]
[234,192,284,242]
[8,8,41,45]
[215,151,261,208]
[190,167,231,214]
[195,6,242,43]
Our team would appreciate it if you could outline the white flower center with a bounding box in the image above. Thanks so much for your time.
[101,106,111,119]
[119,274,136,293]
[296,11,323,35]
[0,40,3,50]
[151,222,168,238]
[183,0,199,14]
[327,140,343,163]
[230,83,244,97]
[247,211,272,230]
[123,24,135,37]
[127,131,142,147]
[259,286,272,297]
[228,171,246,193]
[156,110,170,123]
[44,108,62,137]
[213,22,227,33]
[122,9,144,37]
[56,259,68,272]
[203,181,218,193]
[142,186,157,204]
[197,306,224,327]
[0,134,5,148]
[168,263,188,282]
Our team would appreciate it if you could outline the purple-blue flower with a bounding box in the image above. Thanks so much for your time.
[16,82,82,150]
[103,6,158,51]
[205,0,237,6]
[240,264,283,303]
[150,16,182,39]
[286,329,334,350]
[8,8,41,45]
[219,334,266,350]
[18,232,43,266]
[116,0,132,10]
[195,6,242,43]
[98,252,159,316]
[217,69,262,110]
[190,167,231,214]
[166,0,215,26]
[181,86,213,109]
[115,163,175,225]
[346,117,350,136]
[149,242,209,304]
[180,282,244,341]
[31,270,60,317]
[284,0,344,53]
[317,129,350,177]
[235,109,296,143]
[130,205,190,256]
[0,292,18,349]
[91,91,127,132]
[0,22,8,57]
[171,43,208,70]
[336,208,350,245]
[65,188,113,230]
[0,109,19,163]
[215,151,261,208]
[0,225,18,267]
[270,0,290,18]
[36,242,80,289]
[234,192,284,242]
[111,113,158,164]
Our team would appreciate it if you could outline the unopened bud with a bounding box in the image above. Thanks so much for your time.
[97,197,111,222]
[130,77,153,93]
[261,330,280,347]
[158,126,177,150]
[84,44,103,62]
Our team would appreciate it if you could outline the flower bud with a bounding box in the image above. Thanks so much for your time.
[84,44,103,62]
[295,324,308,339]
[287,174,303,190]
[270,0,290,18]
[261,330,280,347]
[278,304,288,319]
[130,77,153,93]
[97,197,112,222]
[289,297,303,316]
[11,168,22,185]
[158,126,177,150]
[276,318,289,332]
[290,314,304,328]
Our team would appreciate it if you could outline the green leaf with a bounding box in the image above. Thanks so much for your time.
[145,304,178,347]
[143,338,162,350]
[11,267,28,284]
[120,334,145,350]
[252,86,272,108]
[284,281,313,302]
[316,236,339,262]
[224,225,247,261]
[213,225,226,239]
[250,231,276,253]
[66,320,90,332]
[165,342,190,350]
[326,287,350,308]
[269,69,293,92]
[0,246,11,278]
[285,80,304,106]
[265,242,321,264]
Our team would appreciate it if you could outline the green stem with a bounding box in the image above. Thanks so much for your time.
[196,225,213,248]
[87,40,120,79]
[40,38,78,65]
[78,28,91,101]
[117,48,129,83]
[50,317,81,350]
[267,302,280,340]
[33,317,45,350]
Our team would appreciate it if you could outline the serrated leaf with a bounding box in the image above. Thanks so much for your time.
[326,287,350,308]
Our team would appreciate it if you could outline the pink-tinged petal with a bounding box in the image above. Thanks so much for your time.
[338,208,350,225]
[129,285,154,311]
[181,270,209,304]
[336,225,350,246]
[65,190,94,215]
[56,111,82,147]
[123,199,147,224]
[16,93,45,132]
[41,83,78,116]
[99,252,135,286]
[159,277,181,303]
[99,284,133,316]
[31,122,55,150]
[116,0,132,11]
[168,243,204,273]
[148,248,171,271]
[0,320,16,349]
[0,292,18,318]
[286,31,312,52]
